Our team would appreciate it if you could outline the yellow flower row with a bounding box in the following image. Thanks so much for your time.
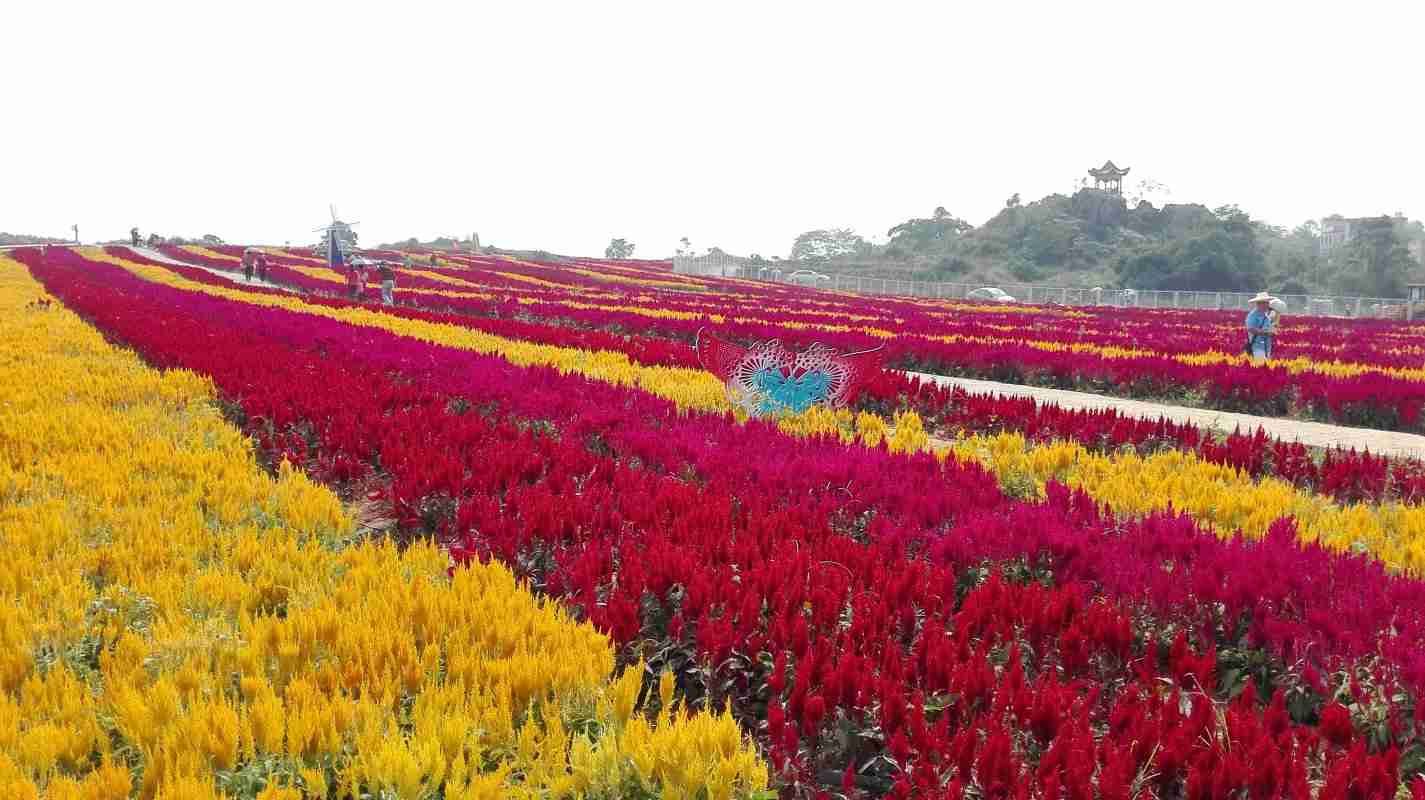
[282,263,505,302]
[259,247,325,266]
[99,250,1424,572]
[561,264,711,292]
[429,261,1425,385]
[180,244,240,263]
[923,331,1425,385]
[93,249,734,414]
[355,268,1425,385]
[946,431,1425,575]
[492,270,573,289]
[0,256,767,800]
[774,404,1425,575]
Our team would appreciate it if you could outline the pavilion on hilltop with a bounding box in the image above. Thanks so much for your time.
[1088,160,1130,195]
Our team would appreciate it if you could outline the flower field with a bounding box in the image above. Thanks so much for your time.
[165,242,1425,433]
[7,243,1425,798]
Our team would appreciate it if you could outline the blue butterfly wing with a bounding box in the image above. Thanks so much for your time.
[787,371,831,412]
[751,368,787,416]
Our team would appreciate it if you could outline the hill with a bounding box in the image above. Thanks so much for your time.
[792,191,1424,296]
[1,232,69,246]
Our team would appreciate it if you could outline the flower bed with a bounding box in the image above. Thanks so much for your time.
[19,246,1425,796]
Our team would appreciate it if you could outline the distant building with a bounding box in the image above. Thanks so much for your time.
[1087,160,1130,195]
[1321,214,1425,263]
[673,250,754,278]
[1319,216,1365,254]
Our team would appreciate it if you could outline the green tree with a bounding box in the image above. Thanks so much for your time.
[1337,216,1412,297]
[885,209,972,252]
[1115,206,1265,291]
[789,228,867,263]
[1263,220,1324,290]
[604,238,636,259]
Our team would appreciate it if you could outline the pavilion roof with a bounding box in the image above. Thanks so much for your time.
[1088,160,1131,178]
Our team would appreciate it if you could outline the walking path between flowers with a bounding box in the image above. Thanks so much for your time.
[904,371,1425,460]
[127,246,293,292]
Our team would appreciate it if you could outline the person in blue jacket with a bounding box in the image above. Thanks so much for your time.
[1246,292,1276,360]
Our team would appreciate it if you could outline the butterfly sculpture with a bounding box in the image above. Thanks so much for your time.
[695,329,883,418]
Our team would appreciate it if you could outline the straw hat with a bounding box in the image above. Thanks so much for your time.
[1249,291,1274,305]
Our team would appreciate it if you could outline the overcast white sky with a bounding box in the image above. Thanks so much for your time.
[3,1,1421,257]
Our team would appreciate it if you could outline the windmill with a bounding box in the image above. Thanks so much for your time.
[312,205,360,262]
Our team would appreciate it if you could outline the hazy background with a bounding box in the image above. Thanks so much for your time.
[3,0,1421,257]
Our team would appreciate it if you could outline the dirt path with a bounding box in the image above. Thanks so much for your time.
[904,371,1425,460]
[125,246,294,292]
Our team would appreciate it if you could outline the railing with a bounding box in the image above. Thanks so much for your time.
[671,256,1413,318]
[741,268,1407,318]
[797,273,1412,320]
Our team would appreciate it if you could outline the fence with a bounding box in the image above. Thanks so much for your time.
[813,276,1409,319]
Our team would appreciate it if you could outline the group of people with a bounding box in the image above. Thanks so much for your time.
[345,256,399,306]
[1245,291,1283,360]
[240,248,270,282]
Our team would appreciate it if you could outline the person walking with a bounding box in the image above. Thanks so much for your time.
[255,252,270,282]
[241,248,256,282]
[1245,292,1276,361]
[130,227,140,247]
[379,261,396,306]
[347,259,363,299]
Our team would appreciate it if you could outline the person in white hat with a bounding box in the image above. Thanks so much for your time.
[1246,291,1276,360]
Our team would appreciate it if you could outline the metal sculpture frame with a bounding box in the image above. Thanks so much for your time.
[695,328,883,418]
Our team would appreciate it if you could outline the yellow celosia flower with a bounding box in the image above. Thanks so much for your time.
[0,256,768,799]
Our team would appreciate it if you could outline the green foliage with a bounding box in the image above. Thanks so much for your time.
[0,232,70,245]
[789,228,868,263]
[885,207,972,251]
[1335,216,1414,297]
[1114,205,1266,291]
[605,238,636,259]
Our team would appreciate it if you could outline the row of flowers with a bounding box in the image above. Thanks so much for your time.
[0,254,767,800]
[262,243,1425,378]
[233,248,1425,432]
[107,247,1425,575]
[419,248,1425,371]
[116,243,1425,567]
[781,407,1425,574]
[148,245,1425,507]
[23,247,1425,795]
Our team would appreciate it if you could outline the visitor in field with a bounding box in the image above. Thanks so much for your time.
[1246,292,1276,361]
[379,260,396,306]
[241,248,256,282]
[254,252,269,282]
[130,227,140,247]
